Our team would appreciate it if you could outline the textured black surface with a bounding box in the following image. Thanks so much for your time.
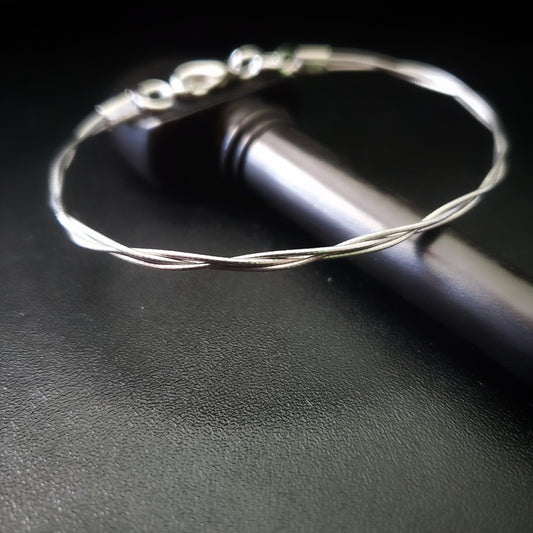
[2,10,533,532]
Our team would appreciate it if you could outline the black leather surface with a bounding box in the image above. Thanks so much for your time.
[2,11,533,532]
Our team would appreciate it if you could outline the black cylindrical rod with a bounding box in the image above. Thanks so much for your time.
[222,100,533,382]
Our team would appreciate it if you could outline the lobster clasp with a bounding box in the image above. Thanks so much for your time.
[169,60,230,98]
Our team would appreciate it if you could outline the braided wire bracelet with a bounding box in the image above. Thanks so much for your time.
[49,45,508,271]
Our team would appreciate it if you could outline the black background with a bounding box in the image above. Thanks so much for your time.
[2,6,533,532]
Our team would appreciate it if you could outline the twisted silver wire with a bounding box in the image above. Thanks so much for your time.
[49,47,509,271]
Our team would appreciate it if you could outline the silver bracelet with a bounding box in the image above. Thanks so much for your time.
[49,45,509,271]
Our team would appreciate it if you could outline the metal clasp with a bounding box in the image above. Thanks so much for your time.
[169,60,230,98]
[94,44,333,127]
[227,44,333,79]
[227,45,298,78]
